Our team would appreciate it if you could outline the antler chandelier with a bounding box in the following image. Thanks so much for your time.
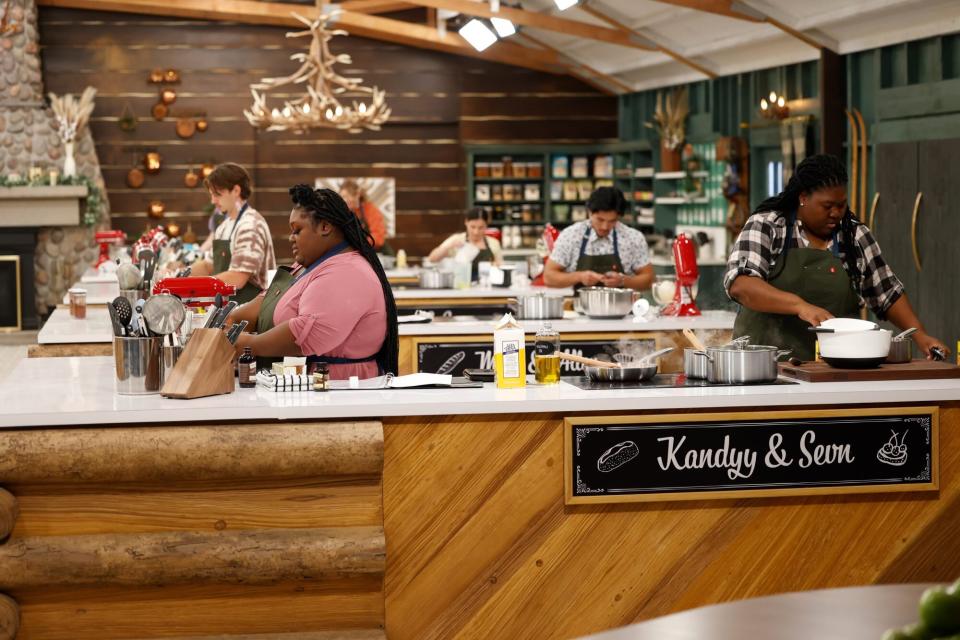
[244,11,391,134]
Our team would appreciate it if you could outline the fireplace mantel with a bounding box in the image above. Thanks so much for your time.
[0,186,89,227]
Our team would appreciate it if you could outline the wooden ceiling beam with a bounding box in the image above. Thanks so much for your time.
[579,1,717,79]
[518,33,630,95]
[335,1,414,13]
[392,0,657,50]
[36,0,568,74]
[647,0,763,22]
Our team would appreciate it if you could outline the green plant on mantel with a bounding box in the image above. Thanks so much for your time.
[0,174,103,226]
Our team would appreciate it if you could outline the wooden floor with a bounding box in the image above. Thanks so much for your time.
[382,404,960,639]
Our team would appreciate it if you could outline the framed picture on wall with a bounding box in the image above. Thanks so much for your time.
[314,176,396,238]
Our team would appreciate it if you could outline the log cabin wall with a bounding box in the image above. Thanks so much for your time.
[37,7,618,261]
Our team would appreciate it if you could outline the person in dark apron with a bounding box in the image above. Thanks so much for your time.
[204,163,276,305]
[230,184,399,379]
[543,186,654,291]
[426,208,501,281]
[727,154,947,361]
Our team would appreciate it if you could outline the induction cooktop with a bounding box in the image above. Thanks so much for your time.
[564,374,798,391]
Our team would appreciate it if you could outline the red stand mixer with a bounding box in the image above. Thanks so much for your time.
[152,277,236,309]
[94,230,127,268]
[661,233,701,317]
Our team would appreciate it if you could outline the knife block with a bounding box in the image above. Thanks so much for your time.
[160,328,235,399]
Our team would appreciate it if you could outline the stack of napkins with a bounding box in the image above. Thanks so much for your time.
[256,371,312,392]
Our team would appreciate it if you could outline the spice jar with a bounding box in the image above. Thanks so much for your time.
[68,287,87,319]
[528,162,543,178]
[313,363,330,392]
[475,162,491,178]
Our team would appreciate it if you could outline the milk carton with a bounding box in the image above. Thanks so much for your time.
[494,313,526,388]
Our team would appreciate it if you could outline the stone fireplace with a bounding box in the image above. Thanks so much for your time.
[0,0,110,328]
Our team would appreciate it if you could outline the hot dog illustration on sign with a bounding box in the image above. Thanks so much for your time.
[877,430,908,466]
[597,441,639,472]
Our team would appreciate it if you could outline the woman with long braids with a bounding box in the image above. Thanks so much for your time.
[228,185,398,378]
[724,154,947,362]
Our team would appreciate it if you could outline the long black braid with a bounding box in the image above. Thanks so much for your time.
[754,154,861,280]
[289,184,399,375]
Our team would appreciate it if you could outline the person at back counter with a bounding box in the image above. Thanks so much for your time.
[194,163,277,304]
[543,186,654,290]
[725,154,948,362]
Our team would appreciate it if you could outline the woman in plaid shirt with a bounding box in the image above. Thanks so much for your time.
[725,154,947,362]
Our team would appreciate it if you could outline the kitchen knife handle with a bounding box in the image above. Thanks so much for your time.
[911,192,923,272]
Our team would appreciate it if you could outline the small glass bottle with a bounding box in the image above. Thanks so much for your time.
[313,363,329,392]
[238,347,256,388]
[534,322,561,384]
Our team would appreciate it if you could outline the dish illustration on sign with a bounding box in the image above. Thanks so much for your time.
[597,440,640,472]
[877,430,908,466]
[436,351,466,374]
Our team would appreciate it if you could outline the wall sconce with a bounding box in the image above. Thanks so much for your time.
[147,200,165,219]
[160,88,177,105]
[200,162,216,179]
[144,152,162,174]
[760,91,790,120]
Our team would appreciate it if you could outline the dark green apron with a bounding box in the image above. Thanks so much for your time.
[254,244,380,373]
[213,203,262,305]
[733,216,861,361]
[471,237,495,282]
[574,225,624,289]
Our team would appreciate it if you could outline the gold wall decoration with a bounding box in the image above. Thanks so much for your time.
[244,10,390,134]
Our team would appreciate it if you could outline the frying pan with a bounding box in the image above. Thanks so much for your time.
[560,348,673,382]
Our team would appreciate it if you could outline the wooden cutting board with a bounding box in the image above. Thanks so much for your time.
[779,359,960,382]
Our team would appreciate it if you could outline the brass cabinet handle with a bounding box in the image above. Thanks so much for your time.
[911,192,923,272]
[869,192,879,229]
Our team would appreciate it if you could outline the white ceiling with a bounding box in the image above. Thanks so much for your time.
[511,0,960,92]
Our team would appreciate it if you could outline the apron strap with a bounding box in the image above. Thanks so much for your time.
[307,354,378,365]
[226,202,249,244]
[578,225,621,267]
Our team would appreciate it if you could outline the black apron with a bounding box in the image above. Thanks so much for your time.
[254,243,380,372]
[213,203,262,305]
[733,215,861,361]
[471,237,495,282]
[574,226,624,289]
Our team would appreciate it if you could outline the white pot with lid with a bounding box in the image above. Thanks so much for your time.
[812,319,891,368]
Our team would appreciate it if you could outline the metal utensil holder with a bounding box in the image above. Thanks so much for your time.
[114,335,163,395]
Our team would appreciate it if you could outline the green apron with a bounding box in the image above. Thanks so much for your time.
[574,225,624,289]
[472,237,495,282]
[733,216,861,361]
[213,203,262,305]
[254,244,381,373]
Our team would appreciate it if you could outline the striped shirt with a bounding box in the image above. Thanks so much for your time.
[214,205,277,291]
[724,211,904,317]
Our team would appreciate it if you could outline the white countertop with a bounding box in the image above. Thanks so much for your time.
[38,307,113,344]
[392,286,574,299]
[36,307,735,345]
[61,280,120,305]
[2,356,958,428]
[399,310,735,336]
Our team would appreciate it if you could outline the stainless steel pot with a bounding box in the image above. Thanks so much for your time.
[419,268,454,289]
[692,344,790,384]
[511,292,565,320]
[578,287,634,318]
[683,348,709,379]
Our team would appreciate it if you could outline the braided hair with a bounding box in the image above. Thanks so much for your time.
[754,154,861,280]
[289,184,399,375]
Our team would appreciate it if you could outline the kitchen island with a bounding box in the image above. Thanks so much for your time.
[0,356,958,639]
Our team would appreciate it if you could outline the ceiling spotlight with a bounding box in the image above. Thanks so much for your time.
[490,17,516,38]
[459,18,498,52]
[554,0,578,9]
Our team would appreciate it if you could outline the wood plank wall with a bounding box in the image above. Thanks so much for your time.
[37,8,618,261]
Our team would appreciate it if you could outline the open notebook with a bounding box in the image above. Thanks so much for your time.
[256,371,481,392]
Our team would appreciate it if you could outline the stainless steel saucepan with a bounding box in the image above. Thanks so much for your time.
[691,343,789,384]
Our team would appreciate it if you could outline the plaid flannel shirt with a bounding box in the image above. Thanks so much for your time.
[723,211,904,318]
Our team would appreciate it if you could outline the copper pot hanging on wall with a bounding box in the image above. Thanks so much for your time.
[126,167,145,189]
[175,117,196,139]
[151,102,168,120]
[161,88,177,105]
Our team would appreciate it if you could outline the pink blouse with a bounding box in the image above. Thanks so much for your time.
[273,251,387,380]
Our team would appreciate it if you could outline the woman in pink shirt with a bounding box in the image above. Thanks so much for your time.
[230,185,398,379]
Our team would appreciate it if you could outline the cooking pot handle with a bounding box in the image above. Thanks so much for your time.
[691,349,713,362]
[775,349,792,361]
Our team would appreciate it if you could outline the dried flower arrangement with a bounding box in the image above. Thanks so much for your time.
[645,87,688,152]
[48,87,97,177]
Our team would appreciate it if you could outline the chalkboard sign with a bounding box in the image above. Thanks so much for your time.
[417,338,655,376]
[565,407,938,504]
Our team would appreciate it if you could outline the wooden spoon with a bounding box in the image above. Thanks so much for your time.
[558,352,621,369]
[682,327,707,351]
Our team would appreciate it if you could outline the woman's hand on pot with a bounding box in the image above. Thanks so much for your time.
[579,270,604,287]
[796,302,834,327]
[914,331,950,360]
